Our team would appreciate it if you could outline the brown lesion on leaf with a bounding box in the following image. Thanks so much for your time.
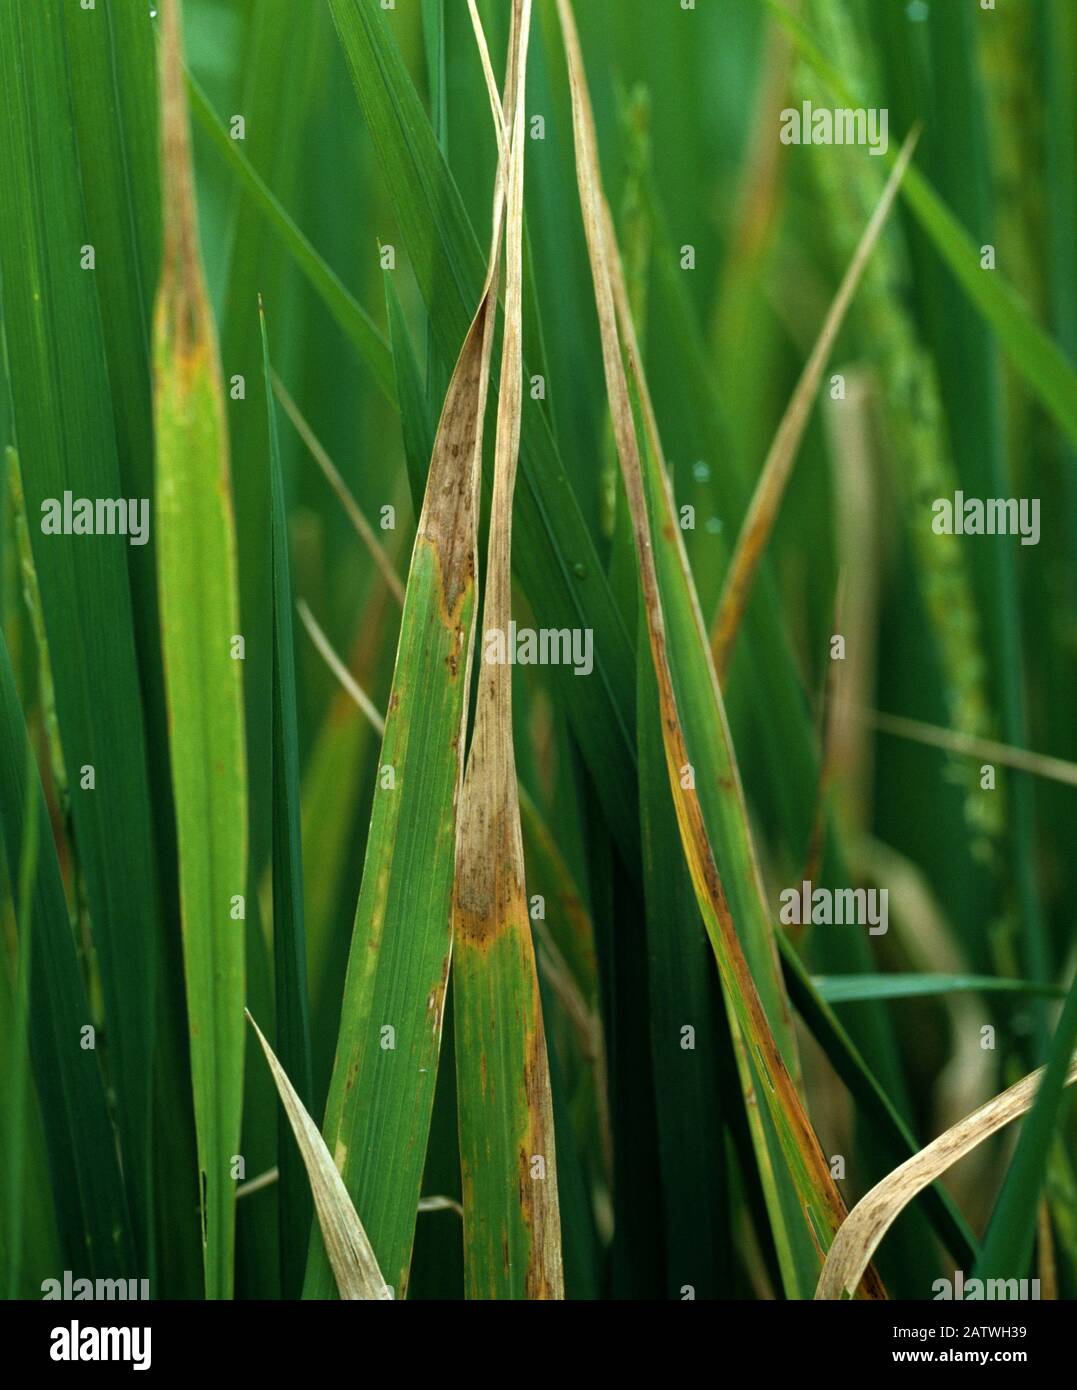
[517,1006,564,1300]
[427,955,451,1041]
[420,534,476,647]
[157,0,215,366]
[419,299,492,624]
[453,789,527,950]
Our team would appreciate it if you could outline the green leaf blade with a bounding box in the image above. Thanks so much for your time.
[152,0,248,1301]
[262,306,314,1299]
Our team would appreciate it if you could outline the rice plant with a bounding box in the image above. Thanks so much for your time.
[0,0,1075,1308]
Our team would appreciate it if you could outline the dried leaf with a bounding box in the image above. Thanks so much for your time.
[247,1012,391,1301]
[816,1055,1077,1299]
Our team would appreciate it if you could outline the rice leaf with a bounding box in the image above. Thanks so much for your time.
[0,630,134,1278]
[384,271,434,521]
[187,73,394,405]
[247,1011,390,1300]
[603,87,948,1271]
[302,3,515,1298]
[556,0,881,1299]
[451,0,563,1301]
[261,305,315,1298]
[63,0,209,1297]
[0,0,160,1266]
[325,0,639,867]
[62,0,160,506]
[815,975,1067,1006]
[816,1053,1077,1300]
[153,0,248,1301]
[2,736,38,1296]
[637,609,731,1297]
[299,586,607,1216]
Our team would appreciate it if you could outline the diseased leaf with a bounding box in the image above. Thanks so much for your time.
[817,1053,1077,1300]
[303,0,515,1298]
[556,0,880,1299]
[247,1011,390,1301]
[153,0,248,1301]
[452,0,564,1301]
[325,0,639,867]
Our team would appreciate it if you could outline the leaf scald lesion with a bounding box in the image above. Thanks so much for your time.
[454,802,527,949]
